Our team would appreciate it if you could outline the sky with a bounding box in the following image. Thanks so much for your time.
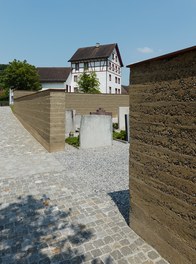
[0,0,195,85]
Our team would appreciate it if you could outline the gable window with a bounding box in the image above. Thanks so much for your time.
[115,55,117,62]
[75,63,79,71]
[74,75,78,82]
[84,62,89,70]
[112,53,115,60]
[109,74,111,81]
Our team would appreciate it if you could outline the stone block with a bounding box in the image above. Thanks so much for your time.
[80,115,112,149]
[65,110,76,134]
[119,107,129,130]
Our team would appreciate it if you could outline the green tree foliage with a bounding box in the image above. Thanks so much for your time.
[0,64,8,72]
[0,60,41,91]
[77,72,100,94]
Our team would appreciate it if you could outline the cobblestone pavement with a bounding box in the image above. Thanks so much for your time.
[0,107,170,264]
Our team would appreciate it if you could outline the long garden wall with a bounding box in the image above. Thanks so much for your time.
[128,46,196,264]
[14,89,65,152]
[65,93,129,117]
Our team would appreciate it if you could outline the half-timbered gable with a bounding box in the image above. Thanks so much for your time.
[68,43,123,93]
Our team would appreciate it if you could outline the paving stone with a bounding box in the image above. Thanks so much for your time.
[148,250,160,260]
[120,246,133,256]
[142,260,154,264]
[84,242,95,251]
[93,239,105,248]
[91,249,102,258]
[156,260,170,264]
[119,239,130,246]
[118,259,129,264]
[103,236,114,244]
[100,245,112,255]
[110,249,123,260]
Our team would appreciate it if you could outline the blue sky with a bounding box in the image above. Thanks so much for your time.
[0,0,195,85]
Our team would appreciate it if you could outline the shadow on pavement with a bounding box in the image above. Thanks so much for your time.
[108,189,130,224]
[0,195,94,263]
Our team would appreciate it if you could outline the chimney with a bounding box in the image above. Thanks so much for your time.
[96,43,100,48]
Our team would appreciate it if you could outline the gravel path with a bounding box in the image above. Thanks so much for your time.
[53,141,130,223]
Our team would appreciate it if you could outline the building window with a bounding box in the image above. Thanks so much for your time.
[109,62,111,70]
[74,75,77,82]
[118,78,120,84]
[112,53,115,60]
[115,88,118,94]
[69,86,71,92]
[115,65,118,72]
[66,85,68,92]
[84,62,89,70]
[115,55,117,62]
[118,67,121,74]
[112,64,114,71]
[75,63,79,71]
[109,87,111,94]
[115,77,117,83]
[109,74,111,81]
[118,89,120,94]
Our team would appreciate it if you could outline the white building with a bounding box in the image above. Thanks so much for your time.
[68,43,123,94]
[37,67,72,92]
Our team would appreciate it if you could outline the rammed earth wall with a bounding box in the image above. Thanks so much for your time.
[14,89,65,152]
[65,93,129,117]
[128,47,196,264]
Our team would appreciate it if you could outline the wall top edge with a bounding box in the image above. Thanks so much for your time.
[14,89,66,100]
[126,46,196,68]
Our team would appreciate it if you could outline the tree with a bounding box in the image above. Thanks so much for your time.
[77,72,100,94]
[0,59,41,91]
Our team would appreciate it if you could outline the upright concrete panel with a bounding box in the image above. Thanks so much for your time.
[75,114,81,131]
[80,115,112,149]
[65,110,76,134]
[118,107,129,130]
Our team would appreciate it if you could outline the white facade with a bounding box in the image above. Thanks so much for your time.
[41,72,72,91]
[70,47,122,94]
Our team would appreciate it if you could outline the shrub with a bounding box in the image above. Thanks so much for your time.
[65,136,79,148]
[113,123,119,129]
[113,130,126,141]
